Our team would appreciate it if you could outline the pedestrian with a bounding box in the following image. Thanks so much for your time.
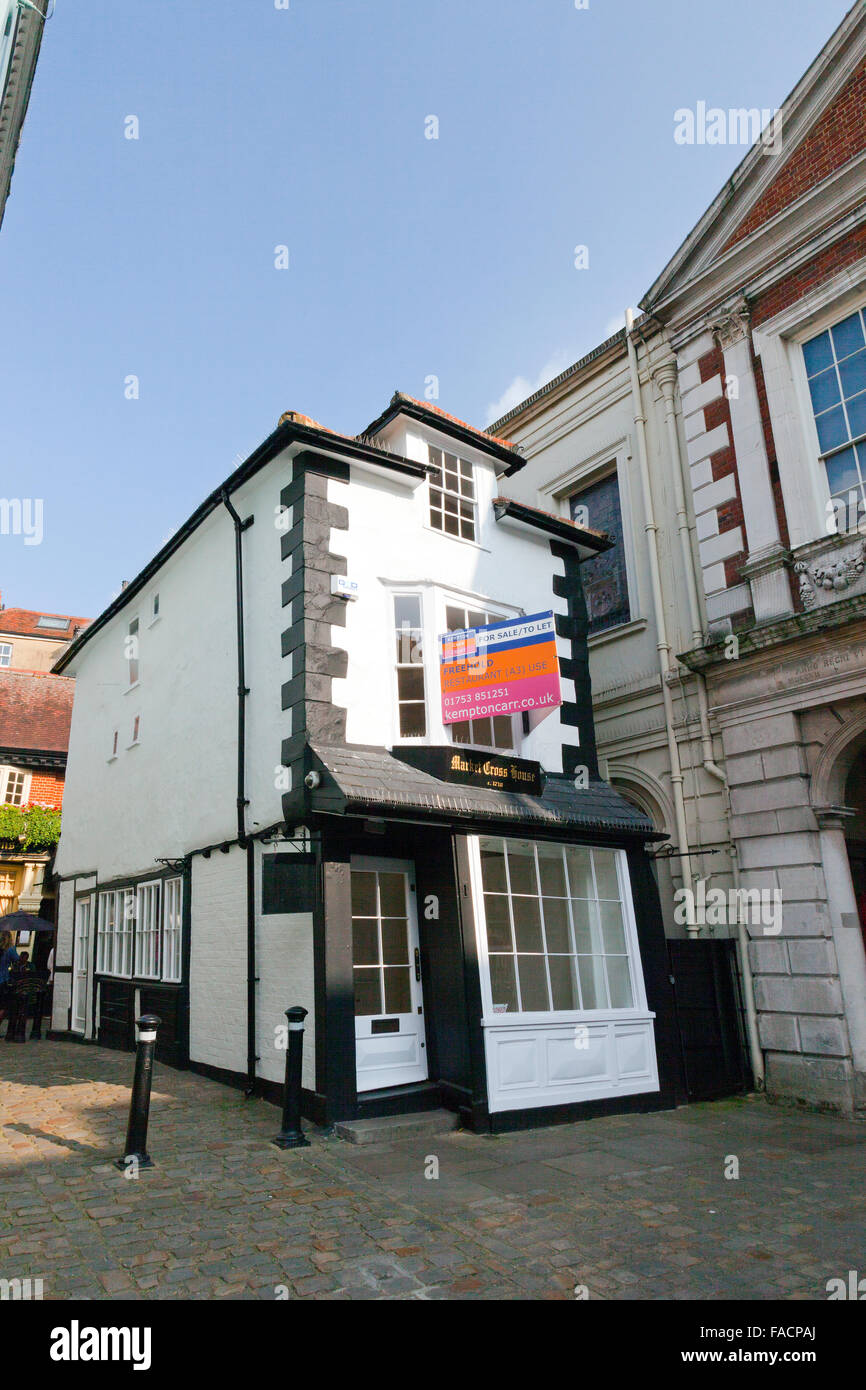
[0,930,19,1030]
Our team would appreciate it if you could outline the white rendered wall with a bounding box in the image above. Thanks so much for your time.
[327,425,584,775]
[255,842,316,1094]
[188,847,247,1077]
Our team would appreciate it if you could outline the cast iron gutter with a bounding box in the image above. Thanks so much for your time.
[53,422,429,676]
[220,490,257,1097]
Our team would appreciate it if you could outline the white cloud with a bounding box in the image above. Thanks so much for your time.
[485,352,573,427]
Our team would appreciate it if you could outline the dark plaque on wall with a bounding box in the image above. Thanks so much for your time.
[262,853,317,915]
[396,746,543,796]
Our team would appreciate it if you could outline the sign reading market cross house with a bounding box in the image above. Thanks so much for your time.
[439,610,562,726]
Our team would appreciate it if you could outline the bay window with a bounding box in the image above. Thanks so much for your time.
[475,837,637,1016]
[444,603,515,751]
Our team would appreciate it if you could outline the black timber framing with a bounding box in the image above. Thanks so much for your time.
[551,537,599,780]
[280,451,351,820]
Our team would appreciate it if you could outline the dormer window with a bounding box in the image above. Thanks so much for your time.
[428,445,476,541]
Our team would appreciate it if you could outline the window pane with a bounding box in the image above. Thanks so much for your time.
[471,717,492,746]
[847,392,866,438]
[803,330,833,376]
[468,610,487,629]
[399,702,426,737]
[446,605,466,630]
[397,667,424,701]
[378,873,405,916]
[381,919,409,965]
[816,405,848,453]
[826,446,860,496]
[384,967,411,1014]
[428,445,443,470]
[489,955,519,1012]
[484,894,512,951]
[807,366,841,414]
[451,719,471,744]
[492,716,513,749]
[507,843,537,895]
[394,595,421,630]
[480,840,507,891]
[460,517,476,541]
[838,349,866,400]
[571,898,600,954]
[599,900,627,953]
[444,493,458,516]
[831,312,865,360]
[577,954,608,1009]
[548,955,580,1011]
[517,954,550,1011]
[594,850,621,899]
[565,846,594,897]
[606,956,633,1008]
[444,512,459,536]
[352,920,379,966]
[537,844,567,897]
[354,969,382,1016]
[541,897,571,953]
[512,894,542,952]
[351,871,377,916]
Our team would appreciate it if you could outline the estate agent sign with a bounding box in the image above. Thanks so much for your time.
[439,610,562,726]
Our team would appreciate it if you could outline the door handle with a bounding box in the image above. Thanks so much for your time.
[414,947,421,982]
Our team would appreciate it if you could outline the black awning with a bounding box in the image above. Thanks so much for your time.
[307,742,657,839]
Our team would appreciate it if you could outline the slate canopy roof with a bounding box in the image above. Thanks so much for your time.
[306,742,657,839]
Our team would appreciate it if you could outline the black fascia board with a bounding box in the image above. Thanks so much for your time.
[492,498,613,555]
[363,398,526,474]
[53,422,429,675]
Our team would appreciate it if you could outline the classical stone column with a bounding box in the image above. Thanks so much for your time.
[711,298,793,622]
[814,807,866,1085]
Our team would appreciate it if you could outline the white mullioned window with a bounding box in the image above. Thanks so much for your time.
[96,891,118,974]
[117,888,135,977]
[428,445,476,541]
[134,881,161,979]
[162,877,183,982]
[0,643,12,667]
[2,768,28,805]
[393,594,427,738]
[473,837,638,1017]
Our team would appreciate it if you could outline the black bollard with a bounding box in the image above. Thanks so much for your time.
[115,1014,161,1171]
[272,1005,310,1149]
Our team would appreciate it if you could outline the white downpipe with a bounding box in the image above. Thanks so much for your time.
[655,351,764,1086]
[625,309,695,932]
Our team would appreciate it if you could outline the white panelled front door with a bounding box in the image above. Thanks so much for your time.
[71,897,91,1034]
[351,857,428,1092]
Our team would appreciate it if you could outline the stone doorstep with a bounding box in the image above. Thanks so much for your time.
[334,1110,460,1146]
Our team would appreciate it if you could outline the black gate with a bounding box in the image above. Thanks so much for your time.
[668,939,751,1101]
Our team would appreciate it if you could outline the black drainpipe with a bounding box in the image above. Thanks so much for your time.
[221,490,257,1097]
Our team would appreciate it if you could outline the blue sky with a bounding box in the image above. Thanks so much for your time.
[0,0,852,618]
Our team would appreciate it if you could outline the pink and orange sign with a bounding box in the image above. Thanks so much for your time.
[439,611,562,725]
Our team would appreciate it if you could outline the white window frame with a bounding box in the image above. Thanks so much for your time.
[0,642,12,668]
[162,877,183,983]
[391,591,428,743]
[96,890,118,975]
[126,616,140,689]
[468,836,649,1026]
[129,714,141,748]
[134,880,161,979]
[426,443,478,544]
[1,766,30,806]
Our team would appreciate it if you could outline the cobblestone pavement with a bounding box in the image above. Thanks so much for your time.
[1,1041,864,1301]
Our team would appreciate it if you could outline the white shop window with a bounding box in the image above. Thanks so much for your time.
[134,881,161,979]
[96,890,118,974]
[162,877,183,983]
[472,837,640,1017]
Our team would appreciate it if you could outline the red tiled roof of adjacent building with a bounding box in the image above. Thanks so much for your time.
[0,607,90,639]
[0,670,75,753]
